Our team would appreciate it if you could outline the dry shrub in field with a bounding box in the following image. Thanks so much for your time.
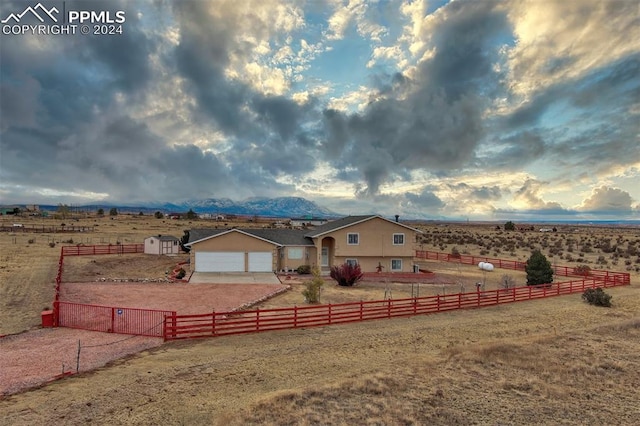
[330,263,363,287]
[582,288,612,307]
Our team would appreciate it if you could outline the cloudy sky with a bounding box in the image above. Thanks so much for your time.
[1,0,639,220]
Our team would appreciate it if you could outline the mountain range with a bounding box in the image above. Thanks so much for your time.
[37,197,338,218]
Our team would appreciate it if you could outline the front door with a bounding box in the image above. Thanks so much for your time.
[321,247,329,266]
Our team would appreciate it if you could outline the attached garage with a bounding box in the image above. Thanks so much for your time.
[248,252,272,272]
[195,252,245,272]
[187,229,280,274]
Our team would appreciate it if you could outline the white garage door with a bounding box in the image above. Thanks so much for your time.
[195,252,245,272]
[248,252,273,272]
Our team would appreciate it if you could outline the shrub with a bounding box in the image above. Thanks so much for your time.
[499,274,516,289]
[302,267,324,303]
[525,250,554,286]
[450,246,461,258]
[573,265,592,276]
[330,263,364,287]
[582,288,612,307]
[296,264,311,274]
[49,242,56,248]
[504,221,516,231]
[176,268,186,279]
[154,211,164,219]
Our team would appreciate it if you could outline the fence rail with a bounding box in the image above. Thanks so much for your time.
[164,273,629,341]
[62,244,144,256]
[57,301,174,337]
[415,250,623,280]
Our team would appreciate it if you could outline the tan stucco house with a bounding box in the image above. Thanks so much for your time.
[185,215,421,274]
[144,235,181,255]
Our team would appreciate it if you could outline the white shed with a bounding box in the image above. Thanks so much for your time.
[144,235,181,255]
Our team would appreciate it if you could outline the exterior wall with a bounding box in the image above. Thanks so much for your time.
[278,246,317,272]
[333,256,415,273]
[189,231,278,272]
[144,238,159,255]
[314,217,417,272]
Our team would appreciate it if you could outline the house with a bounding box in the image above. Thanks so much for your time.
[185,215,422,274]
[144,235,181,255]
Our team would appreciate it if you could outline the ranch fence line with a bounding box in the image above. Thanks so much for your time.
[62,244,145,256]
[163,274,629,341]
[48,244,631,339]
[415,250,622,281]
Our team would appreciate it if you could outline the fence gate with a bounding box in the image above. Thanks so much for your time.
[56,301,175,337]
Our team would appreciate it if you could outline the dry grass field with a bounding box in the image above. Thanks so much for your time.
[1,214,638,424]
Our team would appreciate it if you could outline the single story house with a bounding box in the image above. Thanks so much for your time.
[185,215,422,274]
[144,235,181,255]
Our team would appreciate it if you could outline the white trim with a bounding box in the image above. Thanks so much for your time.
[347,232,359,245]
[393,233,405,245]
[391,259,402,271]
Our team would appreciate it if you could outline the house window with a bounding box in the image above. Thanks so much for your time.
[288,247,303,259]
[173,241,177,245]
[346,259,358,267]
[393,233,405,245]
[391,259,402,271]
[347,233,359,245]
[150,239,154,244]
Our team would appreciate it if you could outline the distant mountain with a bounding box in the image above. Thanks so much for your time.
[28,197,338,218]
[175,197,337,218]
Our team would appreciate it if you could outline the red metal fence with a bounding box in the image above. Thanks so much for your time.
[57,301,174,337]
[415,250,623,281]
[164,273,629,341]
[62,244,144,256]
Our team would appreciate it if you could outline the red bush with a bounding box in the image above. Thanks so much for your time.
[330,263,364,287]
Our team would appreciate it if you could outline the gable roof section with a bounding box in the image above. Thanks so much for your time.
[304,215,422,238]
[186,228,314,247]
[147,235,179,242]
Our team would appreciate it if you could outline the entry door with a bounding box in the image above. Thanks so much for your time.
[321,247,329,266]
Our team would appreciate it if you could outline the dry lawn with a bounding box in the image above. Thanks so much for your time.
[1,215,639,424]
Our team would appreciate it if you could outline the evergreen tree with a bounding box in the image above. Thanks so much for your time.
[525,250,554,285]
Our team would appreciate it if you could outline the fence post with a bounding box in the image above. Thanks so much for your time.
[256,308,260,332]
[110,307,115,333]
[360,300,363,321]
[528,285,532,300]
[437,294,440,311]
[512,286,516,302]
[457,293,461,309]
[212,310,216,335]
[294,305,298,328]
[53,300,60,327]
[328,304,332,325]
[387,299,391,318]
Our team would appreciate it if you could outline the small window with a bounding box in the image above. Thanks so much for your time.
[150,239,154,244]
[346,259,358,267]
[391,259,402,271]
[288,247,303,259]
[173,241,177,245]
[347,233,359,245]
[393,233,405,245]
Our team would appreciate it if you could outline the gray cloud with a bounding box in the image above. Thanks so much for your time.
[579,186,635,212]
[322,1,511,196]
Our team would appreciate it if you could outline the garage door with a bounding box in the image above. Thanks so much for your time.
[195,252,244,272]
[248,252,272,272]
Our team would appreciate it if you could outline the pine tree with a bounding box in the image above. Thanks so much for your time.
[525,250,554,286]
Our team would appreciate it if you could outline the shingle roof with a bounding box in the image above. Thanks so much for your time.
[148,235,179,241]
[304,215,422,238]
[186,228,313,246]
